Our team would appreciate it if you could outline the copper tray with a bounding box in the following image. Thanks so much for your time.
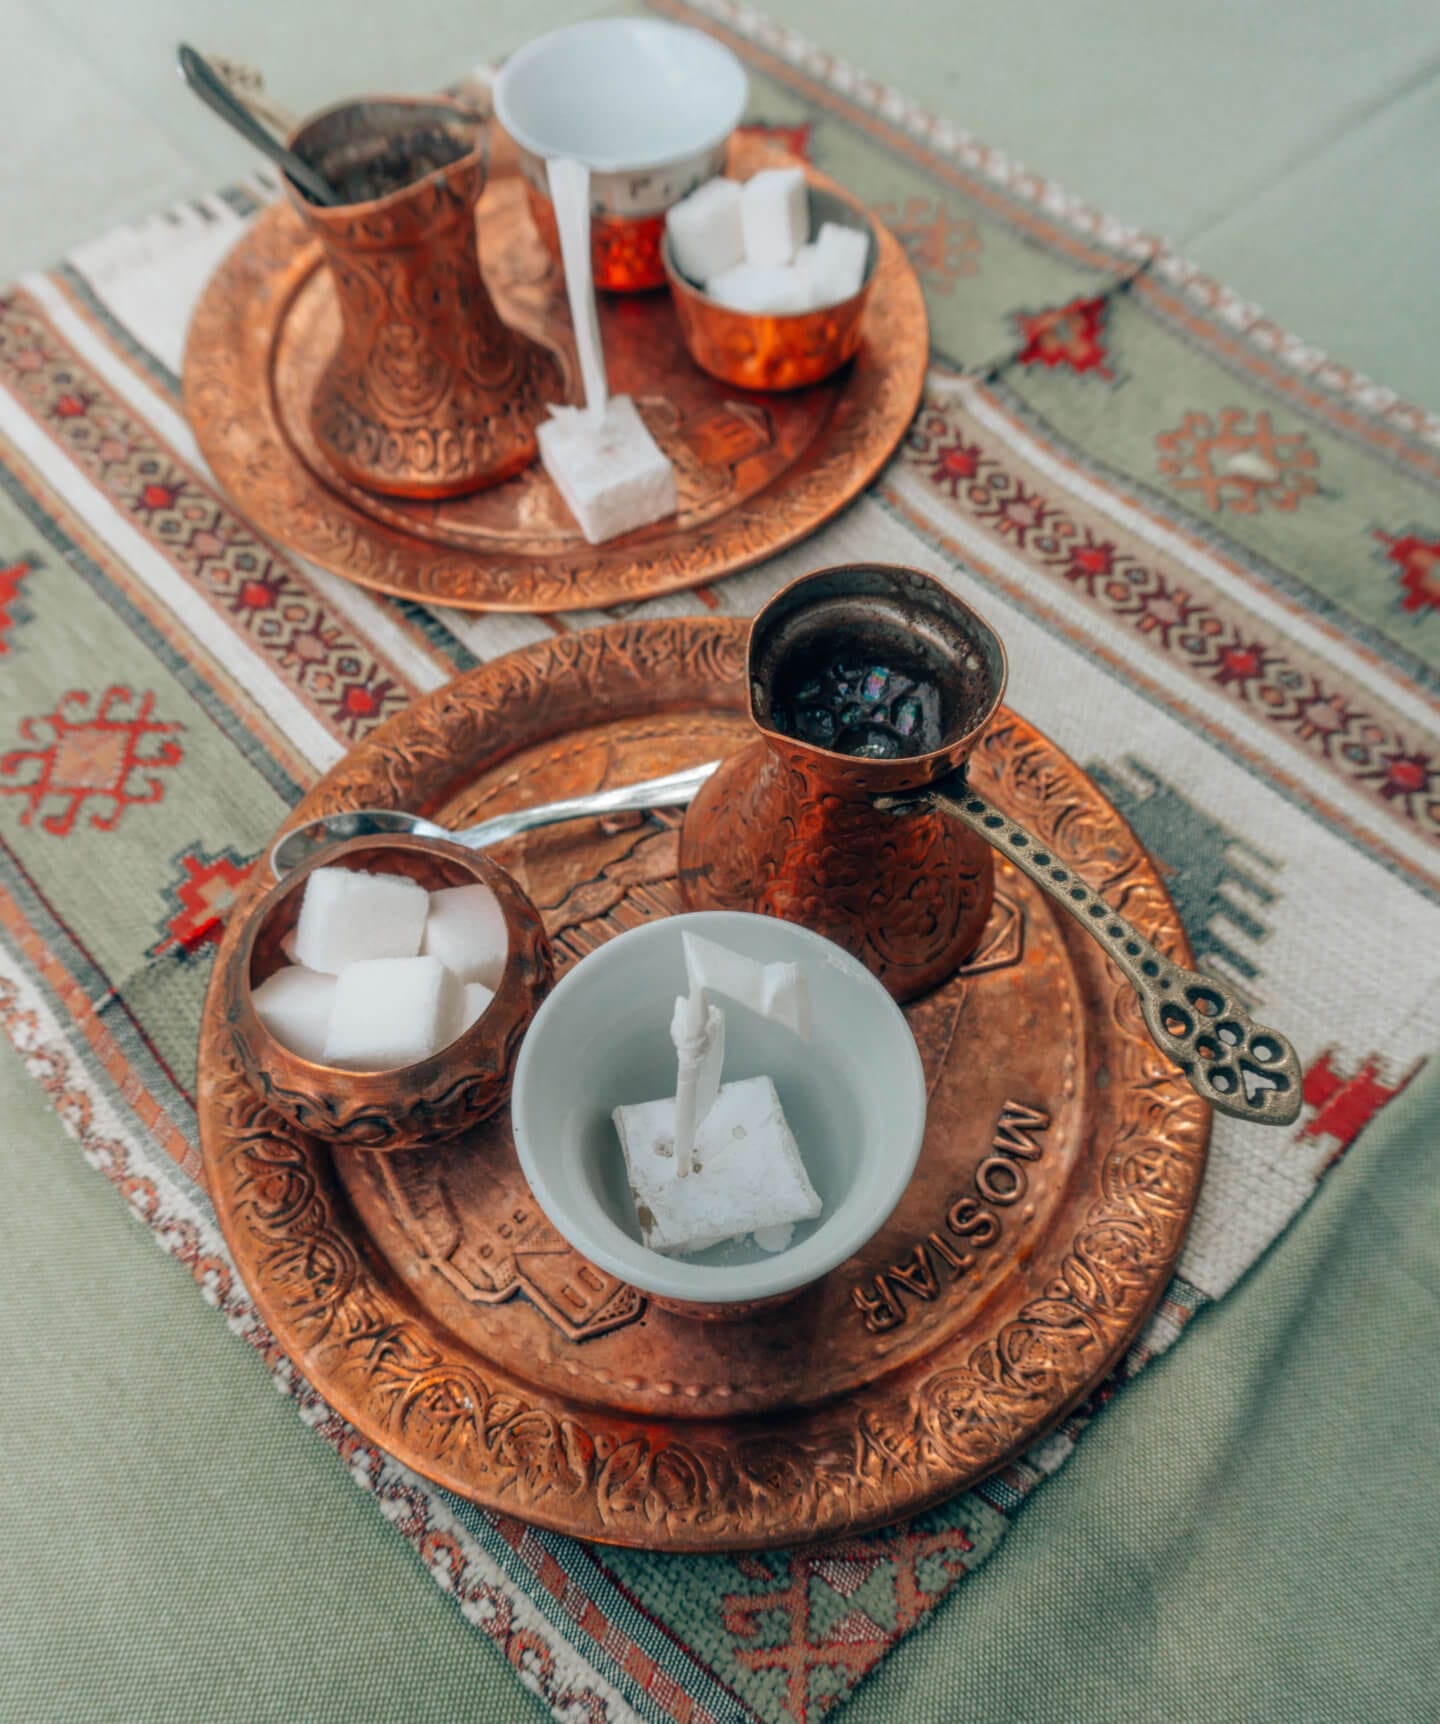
[197,619,1209,1550]
[182,140,928,612]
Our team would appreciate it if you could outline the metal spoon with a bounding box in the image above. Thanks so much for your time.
[879,775,1302,1125]
[176,43,340,206]
[269,761,721,879]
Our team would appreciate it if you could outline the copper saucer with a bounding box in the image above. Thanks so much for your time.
[197,618,1208,1550]
[182,138,928,612]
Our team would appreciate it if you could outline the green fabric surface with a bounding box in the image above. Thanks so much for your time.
[0,1029,547,1724]
[1,4,1437,1721]
[847,1056,1440,1724]
[3,0,1438,407]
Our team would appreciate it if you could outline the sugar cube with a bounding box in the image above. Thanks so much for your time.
[323,954,462,1070]
[793,242,822,302]
[740,167,808,267]
[538,397,677,546]
[612,1075,821,1256]
[421,883,508,988]
[460,981,495,1031]
[291,865,428,975]
[252,965,336,1062]
[812,221,869,304]
[666,177,744,283]
[707,261,811,315]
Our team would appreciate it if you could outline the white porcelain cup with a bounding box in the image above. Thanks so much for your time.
[493,17,748,289]
[510,911,926,1315]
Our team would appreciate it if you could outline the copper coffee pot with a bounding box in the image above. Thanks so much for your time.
[680,564,1301,1125]
[285,96,561,499]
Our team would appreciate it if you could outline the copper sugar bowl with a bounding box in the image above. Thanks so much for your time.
[285,96,562,499]
[225,833,554,1152]
[679,564,1007,1001]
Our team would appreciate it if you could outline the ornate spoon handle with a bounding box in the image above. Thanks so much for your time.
[918,778,1302,1125]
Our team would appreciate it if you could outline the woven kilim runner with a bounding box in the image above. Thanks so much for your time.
[0,3,1436,1719]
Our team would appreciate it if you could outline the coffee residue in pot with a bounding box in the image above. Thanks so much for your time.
[302,125,471,204]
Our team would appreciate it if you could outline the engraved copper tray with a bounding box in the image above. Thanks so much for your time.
[197,619,1209,1550]
[182,139,928,612]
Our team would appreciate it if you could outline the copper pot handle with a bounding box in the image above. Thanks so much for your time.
[888,777,1302,1125]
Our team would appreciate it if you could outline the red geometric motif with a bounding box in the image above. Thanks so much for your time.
[0,559,30,653]
[1156,409,1320,514]
[735,119,815,160]
[723,1519,976,1719]
[869,196,981,291]
[903,407,1438,838]
[1299,1048,1423,1163]
[0,687,182,836]
[1376,528,1440,615]
[149,842,255,958]
[0,296,410,742]
[1014,294,1113,379]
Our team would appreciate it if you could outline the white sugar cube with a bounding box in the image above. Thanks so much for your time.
[323,954,462,1070]
[707,261,811,315]
[421,883,508,988]
[253,965,336,1062]
[793,242,822,301]
[740,167,807,267]
[666,177,743,283]
[460,981,495,1031]
[538,396,677,546]
[812,221,869,303]
[291,865,428,975]
[612,1075,821,1256]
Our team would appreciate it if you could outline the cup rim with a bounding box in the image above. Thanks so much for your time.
[493,17,748,175]
[510,910,926,1305]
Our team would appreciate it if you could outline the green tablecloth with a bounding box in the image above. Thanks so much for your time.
[1,3,1436,1720]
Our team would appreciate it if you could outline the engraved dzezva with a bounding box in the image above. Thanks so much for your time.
[182,136,928,613]
[198,619,1208,1551]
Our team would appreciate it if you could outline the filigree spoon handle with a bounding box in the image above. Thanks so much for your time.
[917,778,1302,1125]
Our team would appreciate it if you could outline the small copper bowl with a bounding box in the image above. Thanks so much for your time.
[224,834,553,1152]
[664,185,879,391]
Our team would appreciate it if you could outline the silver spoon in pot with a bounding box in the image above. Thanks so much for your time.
[176,43,340,206]
[269,762,721,879]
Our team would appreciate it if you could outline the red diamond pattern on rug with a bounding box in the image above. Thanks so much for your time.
[1376,527,1440,615]
[901,406,1438,840]
[0,559,31,653]
[1014,293,1113,379]
[0,687,182,836]
[149,842,256,959]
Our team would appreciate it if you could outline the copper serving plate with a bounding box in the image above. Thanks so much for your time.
[182,137,928,612]
[197,618,1209,1551]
